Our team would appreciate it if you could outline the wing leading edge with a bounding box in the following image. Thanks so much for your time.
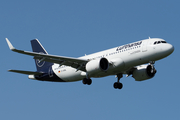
[6,38,88,71]
[8,69,43,75]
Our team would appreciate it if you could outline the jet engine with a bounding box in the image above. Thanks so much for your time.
[86,58,109,76]
[132,64,157,81]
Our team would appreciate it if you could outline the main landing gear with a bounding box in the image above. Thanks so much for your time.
[82,78,92,85]
[82,74,123,89]
[113,73,123,89]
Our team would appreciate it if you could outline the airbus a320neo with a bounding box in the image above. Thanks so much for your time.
[6,38,174,89]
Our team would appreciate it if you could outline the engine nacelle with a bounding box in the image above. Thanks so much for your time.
[132,64,157,81]
[86,58,109,76]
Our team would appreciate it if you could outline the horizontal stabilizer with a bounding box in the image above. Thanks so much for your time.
[8,69,43,75]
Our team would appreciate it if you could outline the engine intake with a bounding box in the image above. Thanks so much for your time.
[86,58,109,76]
[132,64,156,81]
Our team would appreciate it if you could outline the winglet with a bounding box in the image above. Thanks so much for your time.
[5,38,15,50]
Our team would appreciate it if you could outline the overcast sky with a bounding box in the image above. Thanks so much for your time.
[1,0,179,120]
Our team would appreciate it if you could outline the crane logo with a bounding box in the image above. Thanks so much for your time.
[36,59,45,67]
[35,52,46,67]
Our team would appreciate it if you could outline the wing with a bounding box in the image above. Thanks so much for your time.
[8,69,43,75]
[6,38,88,71]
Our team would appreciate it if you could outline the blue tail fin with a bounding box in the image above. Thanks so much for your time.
[31,39,53,72]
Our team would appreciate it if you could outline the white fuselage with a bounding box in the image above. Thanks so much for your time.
[51,38,174,82]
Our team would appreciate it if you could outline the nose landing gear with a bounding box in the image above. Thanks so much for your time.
[114,82,123,89]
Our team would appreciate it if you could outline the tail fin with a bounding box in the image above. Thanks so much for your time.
[31,39,53,72]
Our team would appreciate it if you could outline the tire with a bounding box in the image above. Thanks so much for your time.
[118,82,123,89]
[87,79,92,85]
[82,78,87,84]
[114,82,123,89]
[113,82,119,89]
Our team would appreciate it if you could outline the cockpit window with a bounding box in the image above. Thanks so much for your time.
[154,41,167,45]
[158,41,161,44]
[161,41,167,43]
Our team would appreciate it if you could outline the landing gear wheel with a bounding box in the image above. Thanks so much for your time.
[113,82,123,89]
[87,79,92,85]
[82,78,87,84]
[82,78,92,85]
[118,82,123,89]
[113,82,119,89]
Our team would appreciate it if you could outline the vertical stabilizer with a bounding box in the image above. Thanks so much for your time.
[31,39,53,72]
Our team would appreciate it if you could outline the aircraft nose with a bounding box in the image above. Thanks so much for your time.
[165,44,174,55]
[168,44,174,53]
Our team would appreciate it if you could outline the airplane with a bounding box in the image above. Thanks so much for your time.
[6,37,174,89]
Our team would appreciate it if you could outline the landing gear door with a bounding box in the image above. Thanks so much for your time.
[142,40,149,52]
